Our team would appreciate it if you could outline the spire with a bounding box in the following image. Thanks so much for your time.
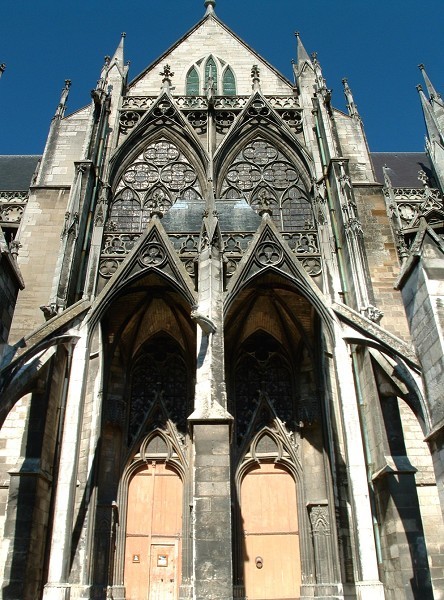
[342,78,360,119]
[417,84,442,145]
[54,79,71,119]
[418,63,441,102]
[204,0,216,15]
[295,32,310,65]
[110,32,125,66]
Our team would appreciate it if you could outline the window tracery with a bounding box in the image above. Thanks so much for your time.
[128,336,189,444]
[233,332,294,444]
[220,138,313,231]
[107,139,202,233]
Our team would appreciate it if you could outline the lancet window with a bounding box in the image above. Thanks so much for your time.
[220,138,313,232]
[107,139,202,233]
[205,57,218,92]
[222,67,236,95]
[184,56,236,95]
[186,66,200,95]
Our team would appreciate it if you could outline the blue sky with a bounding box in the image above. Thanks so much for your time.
[1,0,443,154]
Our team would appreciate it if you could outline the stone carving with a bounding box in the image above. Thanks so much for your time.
[186,110,207,133]
[102,233,139,255]
[362,305,384,324]
[256,241,283,266]
[333,302,418,365]
[215,110,236,133]
[99,258,121,278]
[251,65,261,91]
[247,99,270,118]
[138,242,167,268]
[0,192,28,227]
[121,95,298,113]
[0,191,28,202]
[383,176,444,260]
[281,110,303,133]
[121,96,155,110]
[0,204,24,223]
[309,504,330,535]
[119,110,142,133]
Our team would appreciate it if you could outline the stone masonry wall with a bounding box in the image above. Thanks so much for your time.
[39,108,90,188]
[9,188,70,343]
[130,18,292,97]
[354,185,410,341]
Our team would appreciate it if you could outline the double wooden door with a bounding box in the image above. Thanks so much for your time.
[241,462,301,599]
[124,462,182,600]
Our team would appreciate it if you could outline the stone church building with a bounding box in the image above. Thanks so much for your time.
[1,1,444,599]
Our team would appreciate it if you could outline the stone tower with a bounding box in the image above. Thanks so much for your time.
[0,3,443,599]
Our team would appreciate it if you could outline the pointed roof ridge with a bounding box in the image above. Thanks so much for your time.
[128,10,293,90]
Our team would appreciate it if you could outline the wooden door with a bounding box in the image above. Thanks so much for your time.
[124,462,182,600]
[241,462,301,599]
[148,543,177,600]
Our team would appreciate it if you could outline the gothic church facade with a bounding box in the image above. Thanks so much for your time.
[1,2,444,599]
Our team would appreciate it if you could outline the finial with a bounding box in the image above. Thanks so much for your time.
[204,0,216,14]
[342,78,360,120]
[160,64,174,93]
[121,32,126,38]
[54,79,71,119]
[251,64,261,91]
[416,84,423,93]
[311,52,327,92]
[418,63,441,101]
[0,64,5,79]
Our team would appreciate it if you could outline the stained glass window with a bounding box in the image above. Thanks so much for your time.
[186,66,199,95]
[223,67,236,95]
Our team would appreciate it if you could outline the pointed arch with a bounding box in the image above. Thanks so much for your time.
[109,94,209,190]
[186,65,200,95]
[222,66,236,95]
[102,134,206,261]
[214,94,313,189]
[218,136,312,232]
[205,56,218,92]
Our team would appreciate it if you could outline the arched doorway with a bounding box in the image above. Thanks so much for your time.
[124,461,183,600]
[240,461,301,599]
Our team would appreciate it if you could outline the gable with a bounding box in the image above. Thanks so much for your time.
[129,16,293,97]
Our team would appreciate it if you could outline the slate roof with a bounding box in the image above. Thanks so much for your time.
[0,155,41,191]
[371,152,435,188]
